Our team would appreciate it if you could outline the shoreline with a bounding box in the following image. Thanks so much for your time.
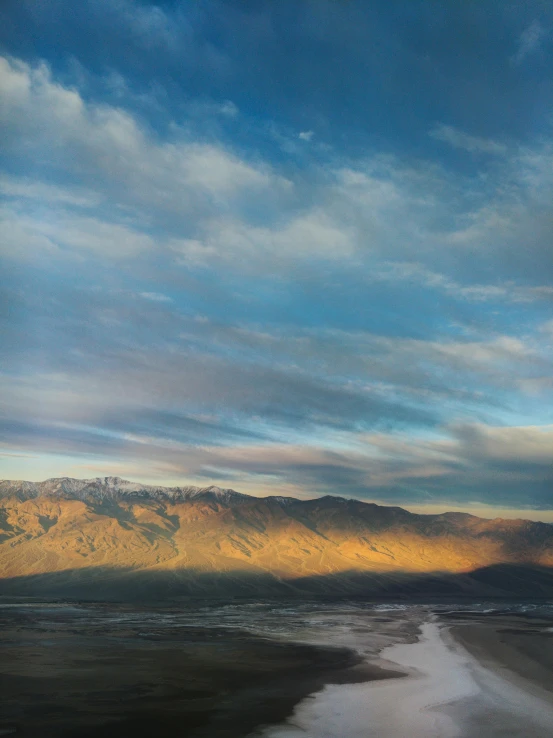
[258,612,553,738]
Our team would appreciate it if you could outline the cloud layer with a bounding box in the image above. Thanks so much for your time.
[1,2,553,515]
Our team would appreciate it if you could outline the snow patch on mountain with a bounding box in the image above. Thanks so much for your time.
[0,477,249,504]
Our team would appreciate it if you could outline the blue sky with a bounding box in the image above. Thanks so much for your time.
[1,1,553,518]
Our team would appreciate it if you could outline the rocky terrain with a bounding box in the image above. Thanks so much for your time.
[0,477,552,599]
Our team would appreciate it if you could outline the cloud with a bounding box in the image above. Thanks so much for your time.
[1,208,155,260]
[0,55,289,217]
[219,100,239,117]
[2,46,553,512]
[366,262,553,304]
[299,130,314,141]
[3,52,553,287]
[2,266,551,463]
[1,206,60,259]
[0,175,101,208]
[216,422,553,508]
[140,292,172,303]
[2,273,552,503]
[450,422,553,466]
[6,404,552,508]
[172,209,355,267]
[357,423,553,508]
[430,124,507,155]
[512,20,547,65]
[0,344,437,440]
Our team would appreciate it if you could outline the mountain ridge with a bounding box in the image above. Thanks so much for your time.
[1,476,552,599]
[2,476,548,526]
[0,476,251,504]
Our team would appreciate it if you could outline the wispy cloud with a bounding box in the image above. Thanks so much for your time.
[0,56,289,217]
[430,124,507,155]
[512,20,547,65]
[140,292,172,302]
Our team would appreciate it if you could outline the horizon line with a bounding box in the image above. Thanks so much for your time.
[2,474,553,525]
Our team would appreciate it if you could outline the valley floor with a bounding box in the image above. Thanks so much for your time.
[0,599,552,737]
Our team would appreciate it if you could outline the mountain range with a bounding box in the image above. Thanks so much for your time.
[1,476,552,600]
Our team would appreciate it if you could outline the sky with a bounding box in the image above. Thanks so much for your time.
[1,0,553,520]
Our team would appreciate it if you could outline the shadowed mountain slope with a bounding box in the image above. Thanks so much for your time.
[1,477,552,599]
